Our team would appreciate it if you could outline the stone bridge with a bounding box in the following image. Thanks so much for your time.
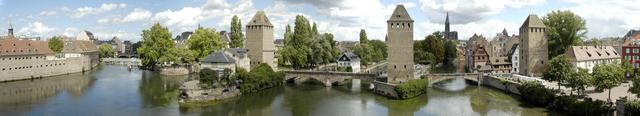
[426,73,482,87]
[101,58,141,66]
[284,71,379,86]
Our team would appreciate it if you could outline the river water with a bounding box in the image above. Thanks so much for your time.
[0,65,560,116]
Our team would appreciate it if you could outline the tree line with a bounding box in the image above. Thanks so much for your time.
[277,15,340,69]
[414,31,457,66]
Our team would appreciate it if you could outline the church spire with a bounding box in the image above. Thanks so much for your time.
[445,12,450,33]
[8,20,14,37]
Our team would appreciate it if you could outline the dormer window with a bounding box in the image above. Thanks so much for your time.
[396,15,401,17]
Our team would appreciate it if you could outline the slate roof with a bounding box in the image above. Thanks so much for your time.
[520,14,546,28]
[388,5,413,22]
[247,11,273,26]
[337,52,361,62]
[224,48,248,58]
[565,46,620,62]
[201,51,235,63]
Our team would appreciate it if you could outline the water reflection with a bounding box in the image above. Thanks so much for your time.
[0,65,557,116]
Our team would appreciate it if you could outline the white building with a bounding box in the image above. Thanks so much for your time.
[564,46,621,73]
[224,48,251,71]
[76,30,96,41]
[508,44,520,73]
[336,52,361,73]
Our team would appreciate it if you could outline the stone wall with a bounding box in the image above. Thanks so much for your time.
[160,65,200,76]
[0,53,98,82]
[480,75,521,95]
[373,81,399,98]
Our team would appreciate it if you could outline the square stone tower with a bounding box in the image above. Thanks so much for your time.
[519,14,548,77]
[387,5,414,84]
[246,11,276,68]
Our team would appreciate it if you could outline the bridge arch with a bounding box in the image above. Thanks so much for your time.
[425,73,482,87]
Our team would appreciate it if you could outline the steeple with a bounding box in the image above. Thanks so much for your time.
[247,11,273,26]
[502,28,508,36]
[445,12,450,33]
[8,20,14,37]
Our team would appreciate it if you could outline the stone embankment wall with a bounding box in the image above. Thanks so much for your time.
[480,75,521,95]
[372,81,399,98]
[0,54,98,82]
[160,65,200,76]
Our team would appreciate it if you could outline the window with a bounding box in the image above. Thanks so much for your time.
[628,48,631,53]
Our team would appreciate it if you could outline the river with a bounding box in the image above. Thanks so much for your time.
[0,65,560,116]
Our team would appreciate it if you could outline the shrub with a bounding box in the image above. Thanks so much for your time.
[199,68,216,88]
[625,100,640,116]
[394,78,429,99]
[567,98,614,116]
[517,81,556,106]
[237,63,284,93]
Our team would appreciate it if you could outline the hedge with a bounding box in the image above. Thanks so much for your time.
[625,100,640,116]
[394,78,429,99]
[517,81,615,115]
[237,63,284,94]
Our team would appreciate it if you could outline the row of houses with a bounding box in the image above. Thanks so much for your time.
[463,15,635,76]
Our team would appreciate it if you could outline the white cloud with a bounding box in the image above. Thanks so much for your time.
[93,30,139,41]
[39,11,57,16]
[562,0,640,38]
[121,8,151,23]
[153,7,204,27]
[70,3,127,18]
[98,8,151,24]
[420,0,546,24]
[62,28,79,37]
[18,22,55,36]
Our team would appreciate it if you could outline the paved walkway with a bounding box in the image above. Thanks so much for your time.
[546,81,639,102]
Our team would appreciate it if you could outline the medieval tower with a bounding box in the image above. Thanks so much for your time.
[519,14,548,77]
[246,11,276,68]
[387,5,414,83]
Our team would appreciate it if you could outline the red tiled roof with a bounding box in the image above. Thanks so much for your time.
[0,36,54,56]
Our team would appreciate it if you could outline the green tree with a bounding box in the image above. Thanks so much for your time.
[543,55,575,90]
[279,15,312,69]
[359,29,368,44]
[443,40,457,64]
[629,76,640,97]
[542,10,587,58]
[592,63,625,100]
[312,22,319,35]
[48,36,64,53]
[424,34,444,63]
[98,43,115,58]
[187,27,223,59]
[158,47,196,64]
[622,60,634,78]
[567,68,591,95]
[230,15,244,48]
[137,23,175,68]
[353,43,373,66]
[369,40,387,62]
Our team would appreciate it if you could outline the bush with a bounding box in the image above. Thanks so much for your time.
[567,98,614,116]
[625,100,640,116]
[237,63,284,93]
[394,78,429,99]
[199,68,216,88]
[517,81,557,106]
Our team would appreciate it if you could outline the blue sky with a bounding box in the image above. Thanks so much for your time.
[1,0,638,42]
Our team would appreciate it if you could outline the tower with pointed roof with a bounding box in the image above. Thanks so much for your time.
[445,12,450,35]
[246,11,275,68]
[8,21,14,37]
[387,5,414,83]
[519,14,548,76]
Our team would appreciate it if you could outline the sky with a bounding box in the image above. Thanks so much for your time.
[0,0,639,42]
